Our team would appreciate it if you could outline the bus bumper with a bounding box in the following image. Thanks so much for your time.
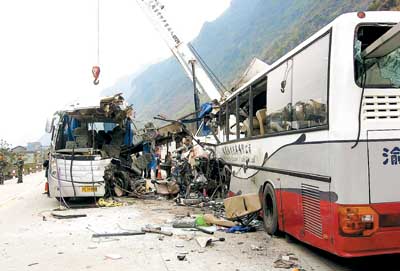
[333,202,400,257]
[335,229,400,257]
[48,176,105,198]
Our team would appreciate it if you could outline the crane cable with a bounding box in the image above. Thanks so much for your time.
[92,0,101,85]
[188,43,228,94]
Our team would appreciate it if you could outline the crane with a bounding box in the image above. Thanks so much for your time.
[135,0,228,102]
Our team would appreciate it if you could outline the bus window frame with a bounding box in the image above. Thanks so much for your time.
[353,23,398,89]
[249,85,253,137]
[236,95,240,139]
[225,103,229,142]
[219,29,332,146]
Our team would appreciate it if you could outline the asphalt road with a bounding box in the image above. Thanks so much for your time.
[0,172,398,271]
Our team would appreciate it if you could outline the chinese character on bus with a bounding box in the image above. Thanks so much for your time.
[383,147,400,165]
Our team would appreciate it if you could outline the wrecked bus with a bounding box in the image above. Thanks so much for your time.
[45,94,135,199]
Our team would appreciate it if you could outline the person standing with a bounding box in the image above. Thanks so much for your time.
[16,155,24,184]
[42,158,50,195]
[154,148,161,179]
[164,152,172,178]
[143,142,151,178]
[0,153,6,185]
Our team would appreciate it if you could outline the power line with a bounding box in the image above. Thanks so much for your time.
[188,43,228,94]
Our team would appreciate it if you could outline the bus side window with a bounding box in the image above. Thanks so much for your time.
[266,59,293,134]
[292,34,329,130]
[252,79,267,136]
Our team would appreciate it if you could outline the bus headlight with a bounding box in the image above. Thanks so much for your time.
[338,206,379,237]
[50,159,58,177]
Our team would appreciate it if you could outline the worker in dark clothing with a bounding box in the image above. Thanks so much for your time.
[0,153,6,185]
[16,155,24,184]
[43,159,49,178]
[42,158,50,195]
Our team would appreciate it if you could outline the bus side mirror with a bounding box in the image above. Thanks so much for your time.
[45,118,54,133]
[280,80,286,93]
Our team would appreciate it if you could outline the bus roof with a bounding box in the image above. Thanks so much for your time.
[52,93,133,122]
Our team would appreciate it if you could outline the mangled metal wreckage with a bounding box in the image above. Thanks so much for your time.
[46,93,231,202]
[153,111,232,203]
[47,94,149,199]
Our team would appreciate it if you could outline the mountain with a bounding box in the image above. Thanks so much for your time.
[104,0,396,123]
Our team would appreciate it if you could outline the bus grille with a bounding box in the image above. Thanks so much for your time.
[363,95,400,120]
[301,184,323,238]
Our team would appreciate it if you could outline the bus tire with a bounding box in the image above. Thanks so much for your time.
[263,183,279,235]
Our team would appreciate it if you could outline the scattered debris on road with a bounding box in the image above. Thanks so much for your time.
[273,254,300,269]
[92,231,145,238]
[196,236,225,248]
[141,225,173,236]
[104,254,122,260]
[177,254,186,261]
[97,198,124,207]
[51,213,87,219]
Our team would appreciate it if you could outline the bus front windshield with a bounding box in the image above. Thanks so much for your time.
[55,117,125,151]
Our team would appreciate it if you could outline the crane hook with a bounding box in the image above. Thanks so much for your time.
[92,66,100,85]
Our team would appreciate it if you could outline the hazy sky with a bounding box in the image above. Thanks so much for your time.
[0,0,231,147]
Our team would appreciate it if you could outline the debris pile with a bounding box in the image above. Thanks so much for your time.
[274,254,300,269]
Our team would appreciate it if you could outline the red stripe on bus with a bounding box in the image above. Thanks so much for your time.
[273,189,400,257]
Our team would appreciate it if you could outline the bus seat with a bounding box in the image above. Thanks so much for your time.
[269,122,284,132]
[75,137,89,148]
[73,127,89,148]
[256,108,267,135]
[102,144,121,158]
[242,117,260,136]
[73,127,87,136]
[110,126,125,146]
[65,141,77,149]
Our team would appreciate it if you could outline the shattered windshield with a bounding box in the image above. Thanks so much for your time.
[55,116,125,151]
[355,24,400,88]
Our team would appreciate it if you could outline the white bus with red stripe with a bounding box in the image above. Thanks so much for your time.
[213,12,400,257]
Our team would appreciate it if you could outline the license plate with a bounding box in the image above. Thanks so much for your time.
[81,186,97,192]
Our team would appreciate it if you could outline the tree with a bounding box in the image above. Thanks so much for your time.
[0,139,17,177]
[0,139,11,152]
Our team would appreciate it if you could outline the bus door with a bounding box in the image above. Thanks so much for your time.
[367,129,400,203]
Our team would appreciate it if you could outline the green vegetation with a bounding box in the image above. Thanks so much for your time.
[368,0,400,10]
[0,139,17,178]
[105,0,399,124]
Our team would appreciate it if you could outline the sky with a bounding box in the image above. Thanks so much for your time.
[0,0,231,147]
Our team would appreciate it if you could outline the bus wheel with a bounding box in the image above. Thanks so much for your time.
[263,183,279,235]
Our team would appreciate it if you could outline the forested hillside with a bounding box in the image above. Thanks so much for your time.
[104,0,398,123]
[368,0,400,10]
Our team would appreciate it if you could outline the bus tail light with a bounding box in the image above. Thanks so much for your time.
[338,206,379,237]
